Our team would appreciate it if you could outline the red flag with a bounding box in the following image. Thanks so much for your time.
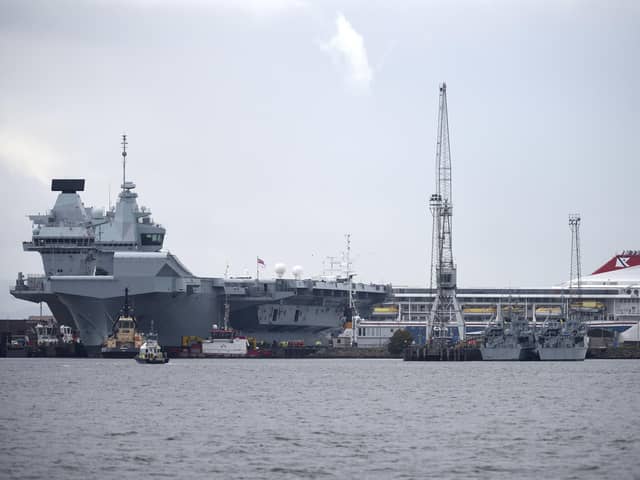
[257,257,265,267]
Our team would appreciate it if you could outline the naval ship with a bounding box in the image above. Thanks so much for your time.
[11,140,389,349]
[536,314,589,361]
[479,306,537,361]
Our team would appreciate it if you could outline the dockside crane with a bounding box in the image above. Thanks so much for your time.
[428,83,465,342]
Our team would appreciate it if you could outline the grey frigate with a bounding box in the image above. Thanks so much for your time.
[11,137,389,349]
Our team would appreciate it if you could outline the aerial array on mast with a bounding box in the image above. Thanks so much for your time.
[121,134,128,189]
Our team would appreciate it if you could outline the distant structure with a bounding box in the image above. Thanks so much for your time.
[274,263,287,278]
[121,133,128,187]
[569,214,582,291]
[344,233,358,347]
[428,83,465,342]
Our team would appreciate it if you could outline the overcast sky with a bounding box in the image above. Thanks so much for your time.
[1,0,638,317]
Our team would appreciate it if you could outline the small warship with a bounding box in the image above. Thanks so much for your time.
[480,306,537,361]
[537,315,589,361]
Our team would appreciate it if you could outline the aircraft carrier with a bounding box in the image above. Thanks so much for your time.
[10,139,389,348]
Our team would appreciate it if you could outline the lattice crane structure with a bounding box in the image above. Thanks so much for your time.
[428,83,465,342]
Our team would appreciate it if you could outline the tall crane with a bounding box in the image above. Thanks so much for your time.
[428,83,465,342]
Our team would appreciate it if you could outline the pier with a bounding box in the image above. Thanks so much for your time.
[403,344,482,361]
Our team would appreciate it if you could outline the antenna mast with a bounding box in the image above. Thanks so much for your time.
[428,83,465,342]
[345,233,358,347]
[121,134,128,189]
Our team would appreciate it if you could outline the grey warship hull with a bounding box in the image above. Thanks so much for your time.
[10,169,389,348]
[45,257,225,347]
[12,251,226,347]
[13,259,387,347]
[479,345,538,361]
[537,345,588,361]
[57,289,223,347]
[536,318,589,361]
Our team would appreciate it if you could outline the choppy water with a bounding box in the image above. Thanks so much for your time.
[1,358,639,479]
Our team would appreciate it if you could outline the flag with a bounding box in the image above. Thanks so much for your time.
[257,257,265,267]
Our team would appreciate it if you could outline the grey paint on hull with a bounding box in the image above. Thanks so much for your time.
[58,290,222,346]
[10,290,76,329]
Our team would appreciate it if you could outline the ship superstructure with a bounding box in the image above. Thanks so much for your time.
[22,136,166,279]
[24,179,97,277]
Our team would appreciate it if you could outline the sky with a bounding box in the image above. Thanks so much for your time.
[0,0,638,317]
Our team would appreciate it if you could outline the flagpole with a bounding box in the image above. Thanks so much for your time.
[256,256,259,281]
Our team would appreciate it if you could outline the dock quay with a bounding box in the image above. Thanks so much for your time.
[587,345,640,359]
[173,345,400,359]
[403,344,640,361]
[403,344,482,362]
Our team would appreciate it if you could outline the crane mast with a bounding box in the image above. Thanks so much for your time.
[428,83,465,342]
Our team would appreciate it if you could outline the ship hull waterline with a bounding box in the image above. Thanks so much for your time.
[537,346,588,361]
[480,346,539,361]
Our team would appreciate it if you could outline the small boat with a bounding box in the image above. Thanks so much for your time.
[202,324,248,357]
[33,320,59,356]
[135,334,169,364]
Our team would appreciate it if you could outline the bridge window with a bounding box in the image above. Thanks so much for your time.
[140,233,164,246]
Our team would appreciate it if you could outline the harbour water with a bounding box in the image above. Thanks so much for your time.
[1,358,639,479]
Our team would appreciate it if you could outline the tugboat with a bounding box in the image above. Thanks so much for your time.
[55,325,87,357]
[34,320,59,356]
[101,288,144,358]
[135,323,169,364]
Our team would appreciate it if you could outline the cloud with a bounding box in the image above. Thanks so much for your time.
[0,131,61,185]
[322,13,373,93]
[125,0,308,15]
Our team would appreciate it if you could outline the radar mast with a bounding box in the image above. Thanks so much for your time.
[121,134,128,190]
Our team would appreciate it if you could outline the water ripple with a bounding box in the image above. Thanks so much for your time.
[1,358,639,479]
